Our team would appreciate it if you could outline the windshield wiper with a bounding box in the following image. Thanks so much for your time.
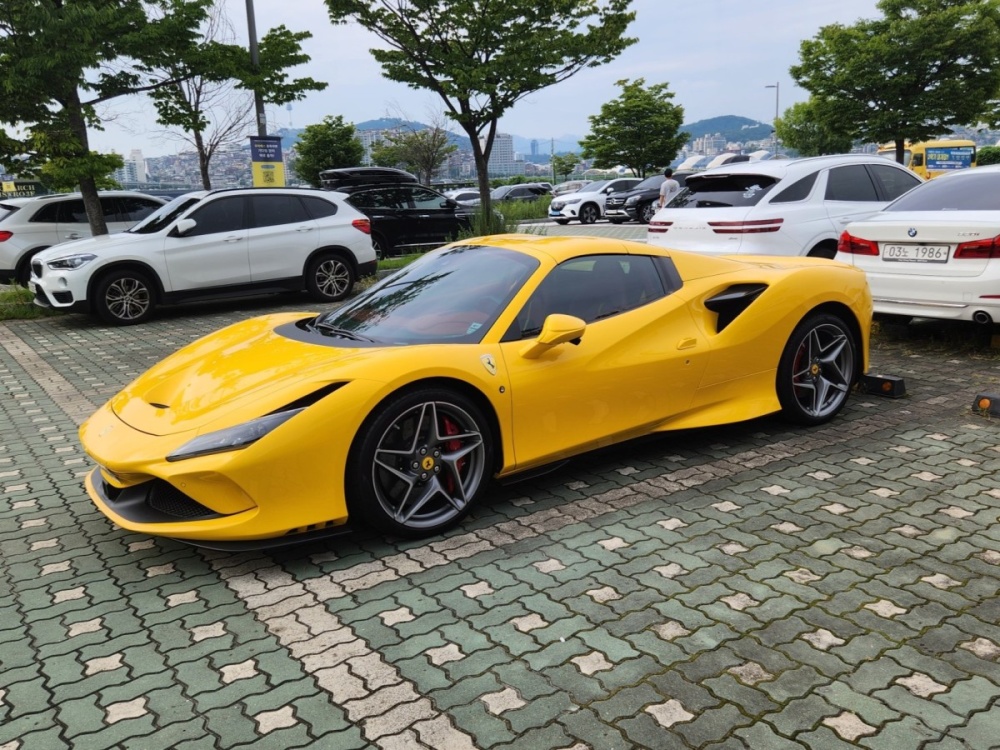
[309,320,374,342]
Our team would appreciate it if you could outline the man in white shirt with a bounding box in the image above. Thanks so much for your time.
[658,168,680,208]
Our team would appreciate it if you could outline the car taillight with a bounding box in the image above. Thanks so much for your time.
[0,231,12,242]
[648,221,672,234]
[954,235,1000,259]
[837,231,878,256]
[351,218,372,235]
[707,218,783,234]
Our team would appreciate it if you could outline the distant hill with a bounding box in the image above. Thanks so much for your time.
[682,115,773,143]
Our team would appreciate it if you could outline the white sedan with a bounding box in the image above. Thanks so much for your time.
[837,165,1000,325]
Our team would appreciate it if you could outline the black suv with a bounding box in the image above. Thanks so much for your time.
[320,167,473,258]
[604,170,694,224]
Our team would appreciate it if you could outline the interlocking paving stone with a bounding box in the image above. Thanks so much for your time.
[5,295,1000,748]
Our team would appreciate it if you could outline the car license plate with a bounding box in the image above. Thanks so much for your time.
[882,244,950,263]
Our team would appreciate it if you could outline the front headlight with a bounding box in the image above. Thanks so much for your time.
[625,196,639,205]
[47,253,97,270]
[562,197,582,205]
[167,408,304,462]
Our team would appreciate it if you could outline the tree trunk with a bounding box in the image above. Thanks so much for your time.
[66,90,108,236]
[195,129,211,189]
[895,138,906,166]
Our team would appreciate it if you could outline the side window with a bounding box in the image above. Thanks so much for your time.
[349,188,403,210]
[825,165,879,201]
[769,172,818,203]
[100,198,122,223]
[250,194,311,228]
[55,199,89,223]
[407,187,447,209]
[301,196,338,219]
[185,196,245,236]
[119,197,163,223]
[868,164,921,201]
[511,255,668,338]
[29,203,65,223]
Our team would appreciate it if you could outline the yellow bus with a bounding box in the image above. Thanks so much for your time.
[876,139,977,179]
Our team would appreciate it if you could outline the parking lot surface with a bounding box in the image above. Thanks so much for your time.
[2,235,1000,748]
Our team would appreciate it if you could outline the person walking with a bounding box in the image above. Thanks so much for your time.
[658,168,680,209]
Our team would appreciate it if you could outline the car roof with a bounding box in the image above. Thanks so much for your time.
[692,153,899,180]
[318,167,418,189]
[1,190,165,207]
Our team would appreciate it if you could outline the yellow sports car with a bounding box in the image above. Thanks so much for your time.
[80,234,871,547]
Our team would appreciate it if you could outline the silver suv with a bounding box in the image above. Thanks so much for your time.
[0,191,165,285]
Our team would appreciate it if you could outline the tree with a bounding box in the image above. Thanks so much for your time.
[580,78,688,177]
[0,0,213,235]
[325,0,636,220]
[149,7,326,190]
[790,0,1000,164]
[551,153,579,181]
[370,115,457,185]
[978,145,1000,165]
[290,116,365,186]
[774,100,855,156]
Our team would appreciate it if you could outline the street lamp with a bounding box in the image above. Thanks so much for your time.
[765,82,779,154]
[245,0,267,137]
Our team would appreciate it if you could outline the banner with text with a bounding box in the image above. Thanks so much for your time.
[249,136,285,187]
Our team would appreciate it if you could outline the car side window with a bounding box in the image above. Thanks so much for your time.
[29,203,65,223]
[52,199,89,223]
[509,254,669,339]
[349,188,404,210]
[407,187,448,209]
[868,164,921,201]
[185,196,246,236]
[768,172,818,203]
[301,196,338,219]
[100,197,122,222]
[825,165,879,201]
[249,194,311,228]
[118,197,163,223]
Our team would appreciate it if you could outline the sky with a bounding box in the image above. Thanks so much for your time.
[88,0,885,157]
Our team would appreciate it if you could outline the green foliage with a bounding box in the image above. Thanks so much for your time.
[370,127,456,184]
[977,145,1000,165]
[0,285,59,320]
[580,78,688,176]
[790,0,1000,155]
[550,153,579,180]
[290,116,365,187]
[774,100,855,156]
[40,153,124,192]
[325,0,637,213]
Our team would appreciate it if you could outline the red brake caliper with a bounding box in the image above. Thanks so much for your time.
[441,415,464,493]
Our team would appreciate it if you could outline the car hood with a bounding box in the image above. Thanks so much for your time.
[109,313,382,436]
[34,230,158,261]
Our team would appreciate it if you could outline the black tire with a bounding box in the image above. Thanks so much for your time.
[306,253,354,302]
[777,313,857,425]
[639,202,656,224]
[553,219,570,226]
[347,387,494,537]
[15,247,48,287]
[93,269,156,326]
[808,243,838,260]
[579,203,599,225]
[372,233,390,261]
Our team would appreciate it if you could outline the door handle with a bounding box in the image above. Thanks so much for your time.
[296,226,313,232]
[224,235,242,243]
[66,233,82,240]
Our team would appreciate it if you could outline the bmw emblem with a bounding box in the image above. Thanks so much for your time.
[907,227,918,238]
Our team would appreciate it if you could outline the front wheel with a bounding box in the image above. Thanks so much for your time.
[579,203,599,225]
[306,253,354,302]
[777,313,857,425]
[639,202,657,224]
[93,269,156,326]
[347,388,494,537]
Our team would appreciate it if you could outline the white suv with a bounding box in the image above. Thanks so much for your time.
[0,191,165,286]
[30,188,377,326]
[548,177,642,224]
[646,154,922,258]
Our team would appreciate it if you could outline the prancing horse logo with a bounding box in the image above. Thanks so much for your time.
[480,354,497,376]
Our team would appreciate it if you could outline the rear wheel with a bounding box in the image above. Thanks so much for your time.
[94,269,156,326]
[372,233,390,261]
[777,313,857,425]
[347,388,494,537]
[807,242,838,260]
[306,253,354,302]
[15,247,49,287]
[579,203,599,225]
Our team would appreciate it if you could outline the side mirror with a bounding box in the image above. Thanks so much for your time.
[172,218,197,237]
[520,313,585,359]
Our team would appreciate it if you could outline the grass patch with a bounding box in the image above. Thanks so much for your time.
[0,284,59,321]
[377,253,422,271]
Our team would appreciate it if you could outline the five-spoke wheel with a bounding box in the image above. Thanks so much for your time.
[777,313,857,425]
[348,388,493,536]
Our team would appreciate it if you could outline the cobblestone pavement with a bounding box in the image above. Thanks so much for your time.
[3,244,1000,748]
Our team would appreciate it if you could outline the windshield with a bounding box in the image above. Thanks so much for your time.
[634,175,666,191]
[128,194,202,234]
[885,170,1000,211]
[667,174,778,208]
[314,245,539,344]
[579,180,609,193]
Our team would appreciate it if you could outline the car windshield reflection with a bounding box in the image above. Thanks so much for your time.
[314,245,539,344]
[128,195,202,234]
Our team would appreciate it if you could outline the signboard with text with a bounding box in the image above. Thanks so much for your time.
[249,136,286,187]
